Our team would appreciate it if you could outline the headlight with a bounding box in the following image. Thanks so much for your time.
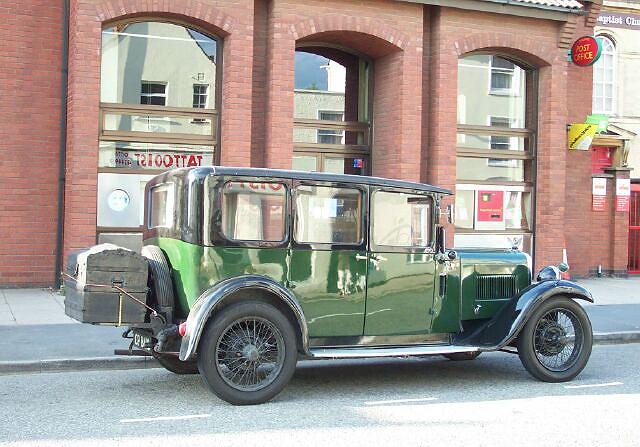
[536,265,561,282]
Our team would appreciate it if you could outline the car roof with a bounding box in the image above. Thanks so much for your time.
[158,166,452,195]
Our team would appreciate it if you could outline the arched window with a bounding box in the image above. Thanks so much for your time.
[455,54,536,254]
[97,21,221,247]
[592,36,616,115]
[292,46,371,175]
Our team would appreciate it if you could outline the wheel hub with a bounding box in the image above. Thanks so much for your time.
[539,323,567,356]
[242,344,260,362]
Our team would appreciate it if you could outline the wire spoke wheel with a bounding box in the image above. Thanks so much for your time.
[215,317,285,392]
[532,308,584,372]
[517,297,592,383]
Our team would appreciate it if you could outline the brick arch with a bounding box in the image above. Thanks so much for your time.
[454,32,560,67]
[291,16,408,56]
[94,0,236,36]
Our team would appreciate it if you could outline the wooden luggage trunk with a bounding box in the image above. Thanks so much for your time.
[64,244,150,325]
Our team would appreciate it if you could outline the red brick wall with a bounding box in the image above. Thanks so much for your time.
[0,1,64,286]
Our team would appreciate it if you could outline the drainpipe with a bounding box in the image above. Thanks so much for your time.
[55,0,70,288]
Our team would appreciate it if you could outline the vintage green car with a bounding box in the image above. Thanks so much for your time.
[67,166,594,405]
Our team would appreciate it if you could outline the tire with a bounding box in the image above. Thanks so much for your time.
[517,297,592,382]
[443,351,481,361]
[141,245,175,316]
[197,301,298,405]
[152,352,199,375]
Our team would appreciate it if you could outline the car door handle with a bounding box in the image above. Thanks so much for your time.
[355,254,368,261]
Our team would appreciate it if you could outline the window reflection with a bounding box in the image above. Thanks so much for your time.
[457,55,526,127]
[101,22,217,109]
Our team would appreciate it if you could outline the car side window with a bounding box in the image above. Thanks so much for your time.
[221,182,287,242]
[294,185,362,244]
[372,191,432,247]
[148,183,174,229]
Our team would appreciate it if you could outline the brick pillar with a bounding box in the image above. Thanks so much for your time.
[424,8,457,245]
[533,61,568,272]
[605,167,632,276]
[372,43,423,182]
[263,4,295,170]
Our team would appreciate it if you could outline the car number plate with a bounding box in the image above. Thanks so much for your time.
[132,330,153,349]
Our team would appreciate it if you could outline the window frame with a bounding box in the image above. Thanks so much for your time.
[219,180,289,244]
[205,175,291,248]
[369,187,436,254]
[291,180,367,251]
[488,56,521,96]
[140,81,168,106]
[147,182,175,229]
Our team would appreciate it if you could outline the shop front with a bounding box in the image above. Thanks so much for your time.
[1,0,614,286]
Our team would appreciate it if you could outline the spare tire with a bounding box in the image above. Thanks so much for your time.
[141,245,175,318]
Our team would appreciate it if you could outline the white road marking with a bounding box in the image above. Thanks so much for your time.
[120,414,212,423]
[565,381,623,389]
[364,397,438,406]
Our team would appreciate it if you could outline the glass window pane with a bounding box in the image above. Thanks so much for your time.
[98,141,214,170]
[373,191,432,247]
[149,184,174,228]
[295,186,361,244]
[457,55,526,126]
[454,233,532,254]
[101,22,218,108]
[292,155,317,172]
[103,112,213,136]
[454,190,474,229]
[221,182,286,242]
[456,157,525,182]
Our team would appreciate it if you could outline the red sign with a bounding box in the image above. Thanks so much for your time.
[617,196,630,212]
[571,36,601,67]
[592,195,606,211]
[477,190,504,222]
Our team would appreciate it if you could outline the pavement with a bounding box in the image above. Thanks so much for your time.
[0,276,639,374]
[1,344,640,445]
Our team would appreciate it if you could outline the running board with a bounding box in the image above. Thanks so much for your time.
[308,344,480,359]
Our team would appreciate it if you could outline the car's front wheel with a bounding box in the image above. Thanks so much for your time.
[197,301,298,405]
[517,297,592,382]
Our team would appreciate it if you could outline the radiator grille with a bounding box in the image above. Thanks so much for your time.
[476,274,519,300]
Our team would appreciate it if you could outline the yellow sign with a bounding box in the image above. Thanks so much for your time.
[568,123,598,150]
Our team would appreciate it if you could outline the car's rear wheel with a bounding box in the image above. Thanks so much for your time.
[197,301,298,405]
[152,352,199,375]
[517,297,592,382]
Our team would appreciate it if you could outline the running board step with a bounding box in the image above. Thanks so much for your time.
[309,344,480,359]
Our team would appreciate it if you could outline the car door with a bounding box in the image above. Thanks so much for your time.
[363,188,437,336]
[288,181,368,338]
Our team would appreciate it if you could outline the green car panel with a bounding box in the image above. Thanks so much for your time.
[288,248,367,337]
[363,252,436,336]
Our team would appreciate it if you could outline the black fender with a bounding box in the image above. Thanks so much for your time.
[178,275,309,361]
[454,280,593,350]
